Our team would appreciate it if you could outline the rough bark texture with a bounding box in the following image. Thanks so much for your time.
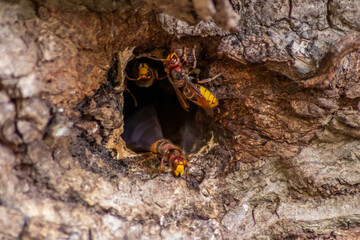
[1,0,360,239]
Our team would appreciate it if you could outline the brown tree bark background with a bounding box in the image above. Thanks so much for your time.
[0,0,360,239]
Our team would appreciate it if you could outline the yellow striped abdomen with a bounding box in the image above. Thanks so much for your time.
[193,84,218,107]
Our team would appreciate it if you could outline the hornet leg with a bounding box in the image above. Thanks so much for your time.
[197,73,222,84]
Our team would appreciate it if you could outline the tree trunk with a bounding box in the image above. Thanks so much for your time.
[1,0,360,239]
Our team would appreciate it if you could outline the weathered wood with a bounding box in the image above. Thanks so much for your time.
[0,0,360,239]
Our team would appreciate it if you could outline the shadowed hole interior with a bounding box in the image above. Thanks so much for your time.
[122,56,207,155]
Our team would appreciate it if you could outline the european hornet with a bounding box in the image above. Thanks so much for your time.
[125,62,160,88]
[160,46,221,116]
[150,139,189,177]
[121,104,191,178]
[124,58,166,106]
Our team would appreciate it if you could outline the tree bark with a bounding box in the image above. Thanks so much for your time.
[0,0,360,239]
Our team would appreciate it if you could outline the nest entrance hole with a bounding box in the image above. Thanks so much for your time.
[121,55,210,155]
